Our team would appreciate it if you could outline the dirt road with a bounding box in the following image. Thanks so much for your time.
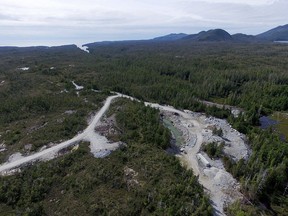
[0,94,120,174]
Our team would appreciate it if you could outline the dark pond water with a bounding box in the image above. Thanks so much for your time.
[259,116,286,141]
[259,116,278,129]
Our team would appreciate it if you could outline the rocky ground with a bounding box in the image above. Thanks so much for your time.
[160,108,249,216]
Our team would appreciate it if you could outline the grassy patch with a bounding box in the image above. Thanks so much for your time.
[271,112,288,140]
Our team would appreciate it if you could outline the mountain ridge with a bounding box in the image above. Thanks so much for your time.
[85,24,288,47]
[182,29,233,42]
[257,24,288,41]
[150,25,288,43]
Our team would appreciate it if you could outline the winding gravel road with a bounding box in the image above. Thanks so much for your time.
[0,94,120,173]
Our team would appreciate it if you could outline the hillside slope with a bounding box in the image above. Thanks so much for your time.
[257,24,288,41]
[183,29,233,42]
[152,33,188,41]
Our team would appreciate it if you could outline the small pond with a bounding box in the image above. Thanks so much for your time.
[260,115,286,141]
[259,116,278,129]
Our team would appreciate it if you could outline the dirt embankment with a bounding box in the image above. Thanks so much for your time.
[199,100,243,118]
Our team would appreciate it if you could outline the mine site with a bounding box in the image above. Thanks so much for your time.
[159,108,249,215]
[144,100,250,215]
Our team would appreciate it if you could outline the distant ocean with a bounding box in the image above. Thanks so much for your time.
[275,41,288,44]
[0,39,91,47]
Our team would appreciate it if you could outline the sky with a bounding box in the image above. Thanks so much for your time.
[0,0,287,46]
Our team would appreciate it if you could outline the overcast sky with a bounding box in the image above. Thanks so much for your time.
[0,0,287,46]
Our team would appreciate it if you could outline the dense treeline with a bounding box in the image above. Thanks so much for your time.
[0,94,81,124]
[0,100,212,215]
[116,101,171,149]
[222,126,288,215]
[84,42,288,114]
[1,42,288,115]
[2,42,288,115]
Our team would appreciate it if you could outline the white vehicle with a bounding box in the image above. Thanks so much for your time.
[196,153,211,167]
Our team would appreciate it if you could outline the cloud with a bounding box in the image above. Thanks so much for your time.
[193,0,279,6]
[0,13,19,21]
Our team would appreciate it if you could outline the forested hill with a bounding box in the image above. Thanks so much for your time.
[181,29,233,41]
[257,24,288,41]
